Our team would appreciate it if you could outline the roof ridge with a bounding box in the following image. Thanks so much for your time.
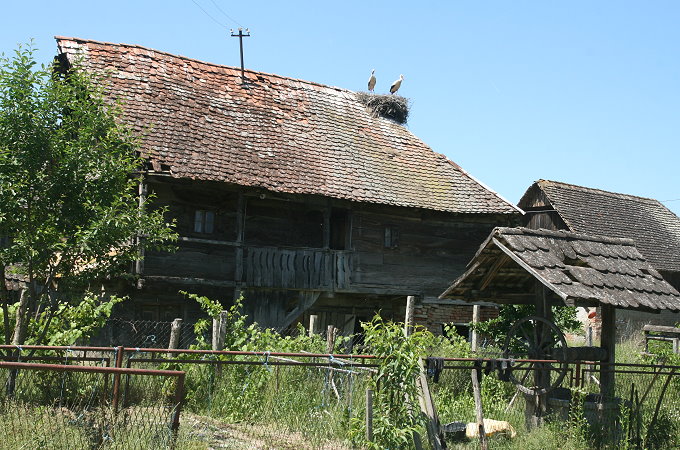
[55,36,352,94]
[538,179,664,206]
[446,158,524,214]
[495,226,637,246]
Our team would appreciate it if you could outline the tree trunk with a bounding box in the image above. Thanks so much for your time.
[0,268,11,345]
[11,289,30,346]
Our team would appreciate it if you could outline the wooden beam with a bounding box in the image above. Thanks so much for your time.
[440,261,481,298]
[600,304,616,398]
[135,177,148,278]
[143,276,235,288]
[234,191,245,300]
[479,254,509,291]
[323,204,331,250]
[491,237,569,302]
[177,236,237,246]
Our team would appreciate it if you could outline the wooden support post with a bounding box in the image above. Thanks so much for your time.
[673,338,679,355]
[405,295,416,337]
[134,178,147,281]
[168,318,182,351]
[366,388,374,442]
[471,304,481,352]
[326,325,336,353]
[600,304,616,398]
[471,367,488,450]
[212,311,228,351]
[323,205,331,250]
[308,314,318,337]
[417,358,445,449]
[532,282,551,419]
[233,192,245,301]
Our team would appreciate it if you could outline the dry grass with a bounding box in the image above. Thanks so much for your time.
[356,92,409,124]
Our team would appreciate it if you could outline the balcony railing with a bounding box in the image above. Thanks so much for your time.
[244,246,351,290]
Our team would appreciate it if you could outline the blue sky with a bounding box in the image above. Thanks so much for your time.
[2,1,678,214]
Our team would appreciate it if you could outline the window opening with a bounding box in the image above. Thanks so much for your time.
[194,210,215,234]
[384,226,399,249]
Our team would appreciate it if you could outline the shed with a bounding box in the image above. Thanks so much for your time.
[518,179,680,330]
[441,226,680,396]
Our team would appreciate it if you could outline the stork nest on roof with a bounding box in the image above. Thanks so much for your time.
[356,92,409,124]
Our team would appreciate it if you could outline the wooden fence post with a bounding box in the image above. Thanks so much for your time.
[405,295,416,337]
[309,314,318,337]
[326,325,336,353]
[471,305,481,352]
[471,367,488,450]
[366,388,374,442]
[212,311,228,351]
[168,318,182,351]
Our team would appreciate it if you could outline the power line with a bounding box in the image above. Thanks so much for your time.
[661,198,680,203]
[190,0,228,29]
[209,0,244,28]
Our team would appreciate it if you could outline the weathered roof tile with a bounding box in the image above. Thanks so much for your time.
[519,180,680,272]
[441,227,680,311]
[56,37,520,215]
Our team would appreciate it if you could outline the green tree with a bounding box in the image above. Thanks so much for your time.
[472,304,582,347]
[0,44,176,346]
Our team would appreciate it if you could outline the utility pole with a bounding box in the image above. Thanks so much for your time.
[230,27,250,82]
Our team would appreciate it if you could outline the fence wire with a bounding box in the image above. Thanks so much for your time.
[127,351,373,449]
[0,361,188,449]
[429,358,680,449]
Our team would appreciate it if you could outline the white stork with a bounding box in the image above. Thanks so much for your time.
[367,69,376,92]
[390,74,404,94]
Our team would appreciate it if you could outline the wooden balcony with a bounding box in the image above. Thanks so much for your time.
[244,246,351,290]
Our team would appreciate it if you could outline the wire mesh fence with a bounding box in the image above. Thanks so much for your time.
[2,344,679,449]
[428,358,680,448]
[127,350,374,449]
[90,318,201,349]
[0,361,187,449]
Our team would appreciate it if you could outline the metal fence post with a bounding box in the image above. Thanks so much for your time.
[112,345,124,411]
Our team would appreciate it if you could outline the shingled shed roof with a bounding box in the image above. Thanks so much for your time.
[440,227,680,312]
[54,37,519,215]
[519,180,680,272]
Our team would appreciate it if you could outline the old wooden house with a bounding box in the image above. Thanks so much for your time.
[55,37,521,334]
[518,179,680,330]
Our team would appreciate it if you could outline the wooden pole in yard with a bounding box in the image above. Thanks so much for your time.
[326,325,336,353]
[600,305,616,398]
[471,304,481,352]
[366,388,374,442]
[405,295,416,337]
[309,314,318,337]
[213,311,228,351]
[417,358,445,449]
[471,367,488,450]
[168,318,182,351]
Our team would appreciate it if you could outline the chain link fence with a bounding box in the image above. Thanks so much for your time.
[2,344,679,448]
[0,360,189,449]
[127,350,373,449]
[89,318,201,349]
[429,358,680,448]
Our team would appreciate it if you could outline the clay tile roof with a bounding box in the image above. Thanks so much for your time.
[55,36,520,215]
[440,227,680,311]
[518,180,680,272]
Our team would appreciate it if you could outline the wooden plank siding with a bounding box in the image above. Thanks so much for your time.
[137,178,516,326]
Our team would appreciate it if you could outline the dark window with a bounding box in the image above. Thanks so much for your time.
[194,210,215,234]
[384,226,399,248]
[330,208,349,250]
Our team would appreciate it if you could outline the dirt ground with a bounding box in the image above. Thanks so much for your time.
[181,413,354,450]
